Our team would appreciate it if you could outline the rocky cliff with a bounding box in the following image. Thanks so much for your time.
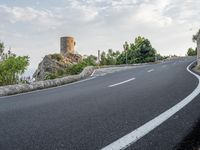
[33,53,82,81]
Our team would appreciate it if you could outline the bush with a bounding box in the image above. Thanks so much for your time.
[0,56,29,86]
[44,58,96,80]
[50,53,63,61]
[83,55,97,66]
[100,49,120,65]
[117,36,156,64]
[187,48,197,56]
[45,73,58,80]
[65,61,88,75]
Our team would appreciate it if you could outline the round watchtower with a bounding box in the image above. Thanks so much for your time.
[60,36,76,55]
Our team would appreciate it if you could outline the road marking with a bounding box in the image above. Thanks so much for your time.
[108,78,136,88]
[91,70,96,76]
[162,65,167,68]
[147,69,154,73]
[101,62,200,150]
[0,77,96,99]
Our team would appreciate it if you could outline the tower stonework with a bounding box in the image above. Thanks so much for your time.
[60,36,76,55]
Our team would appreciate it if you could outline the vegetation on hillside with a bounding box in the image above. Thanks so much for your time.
[50,53,63,61]
[100,49,120,65]
[44,55,97,80]
[0,42,29,86]
[118,36,156,64]
[100,36,163,66]
[46,36,166,80]
[187,48,197,56]
[192,29,200,67]
[1,36,166,82]
[192,29,200,42]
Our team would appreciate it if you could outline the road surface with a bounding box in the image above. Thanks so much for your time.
[0,57,199,150]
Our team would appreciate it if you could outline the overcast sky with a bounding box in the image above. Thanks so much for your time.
[0,0,199,69]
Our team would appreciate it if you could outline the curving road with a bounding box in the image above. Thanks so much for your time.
[0,57,200,150]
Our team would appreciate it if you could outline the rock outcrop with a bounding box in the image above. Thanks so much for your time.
[33,53,82,81]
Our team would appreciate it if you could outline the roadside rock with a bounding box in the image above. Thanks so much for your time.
[33,53,82,81]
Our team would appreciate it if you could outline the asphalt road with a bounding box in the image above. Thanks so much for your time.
[0,57,199,150]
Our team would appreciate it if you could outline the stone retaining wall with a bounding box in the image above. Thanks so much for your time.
[0,66,95,97]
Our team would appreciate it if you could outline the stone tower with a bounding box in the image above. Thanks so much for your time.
[60,36,76,55]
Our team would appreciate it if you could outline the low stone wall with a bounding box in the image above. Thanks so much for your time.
[0,66,95,97]
[192,62,200,75]
[98,61,163,69]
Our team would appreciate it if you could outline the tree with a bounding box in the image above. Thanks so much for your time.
[116,51,126,64]
[100,51,107,65]
[0,56,29,86]
[193,29,200,66]
[100,49,120,65]
[134,36,156,63]
[123,42,129,64]
[0,42,4,61]
[155,53,167,60]
[0,42,4,56]
[117,36,156,64]
[0,41,29,86]
[187,48,197,56]
[106,49,116,65]
[83,55,97,66]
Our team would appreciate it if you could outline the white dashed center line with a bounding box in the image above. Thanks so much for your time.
[147,69,154,73]
[101,62,200,150]
[108,78,136,87]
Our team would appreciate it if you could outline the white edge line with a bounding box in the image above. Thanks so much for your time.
[108,78,136,88]
[0,77,96,99]
[101,61,200,150]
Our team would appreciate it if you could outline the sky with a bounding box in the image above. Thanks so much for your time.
[0,0,199,71]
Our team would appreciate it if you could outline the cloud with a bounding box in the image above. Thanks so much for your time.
[66,1,99,21]
[62,0,174,28]
[164,0,200,25]
[134,0,173,27]
[0,5,62,28]
[0,0,199,70]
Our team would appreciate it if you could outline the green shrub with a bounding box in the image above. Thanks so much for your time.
[117,36,156,64]
[144,56,155,62]
[187,48,197,56]
[50,53,63,61]
[100,49,120,65]
[83,55,97,66]
[57,69,65,76]
[65,61,88,75]
[45,73,58,80]
[44,59,94,80]
[0,56,29,86]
